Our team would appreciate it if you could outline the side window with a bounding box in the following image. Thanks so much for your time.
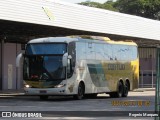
[76,42,86,60]
[104,44,113,60]
[67,42,75,78]
[96,43,104,60]
[121,45,138,61]
[119,45,130,61]
[132,46,138,60]
[117,45,121,60]
[125,46,130,60]
[113,45,121,60]
[68,42,76,67]
[86,42,95,60]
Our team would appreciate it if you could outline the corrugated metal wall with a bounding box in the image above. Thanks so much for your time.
[139,47,156,88]
[2,43,22,90]
[139,48,156,59]
[0,0,160,40]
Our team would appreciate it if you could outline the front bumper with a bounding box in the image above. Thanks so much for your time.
[24,87,67,95]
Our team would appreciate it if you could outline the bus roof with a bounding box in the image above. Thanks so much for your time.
[28,36,137,46]
[28,37,78,44]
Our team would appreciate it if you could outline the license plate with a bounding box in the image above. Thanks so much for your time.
[39,90,47,93]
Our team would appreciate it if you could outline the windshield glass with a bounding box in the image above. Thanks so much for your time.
[26,43,66,55]
[23,56,66,80]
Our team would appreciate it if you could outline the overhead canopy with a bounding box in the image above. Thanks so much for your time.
[0,0,160,47]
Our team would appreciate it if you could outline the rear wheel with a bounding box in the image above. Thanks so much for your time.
[73,82,85,100]
[110,81,124,98]
[40,95,48,100]
[122,82,129,97]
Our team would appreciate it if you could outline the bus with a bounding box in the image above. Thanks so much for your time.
[16,36,139,100]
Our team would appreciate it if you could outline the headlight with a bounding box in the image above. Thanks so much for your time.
[24,84,31,88]
[55,84,66,88]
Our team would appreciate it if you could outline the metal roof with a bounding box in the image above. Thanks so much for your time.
[0,0,160,41]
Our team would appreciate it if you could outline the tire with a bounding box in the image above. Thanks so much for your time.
[122,82,129,97]
[110,81,124,98]
[73,83,85,100]
[126,81,130,91]
[40,95,48,100]
[109,92,116,98]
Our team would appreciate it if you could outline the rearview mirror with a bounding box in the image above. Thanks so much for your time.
[62,53,68,67]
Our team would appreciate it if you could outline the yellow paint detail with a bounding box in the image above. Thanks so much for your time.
[102,37,111,41]
[102,58,139,91]
[131,58,139,89]
[106,40,137,46]
[68,84,74,93]
[42,7,54,21]
[90,36,111,41]
[68,35,111,41]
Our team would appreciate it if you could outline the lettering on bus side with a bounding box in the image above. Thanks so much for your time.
[108,64,125,70]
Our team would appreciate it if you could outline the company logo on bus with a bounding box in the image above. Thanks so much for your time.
[108,64,125,70]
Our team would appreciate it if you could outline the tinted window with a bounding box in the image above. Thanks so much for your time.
[26,43,66,55]
[23,56,65,80]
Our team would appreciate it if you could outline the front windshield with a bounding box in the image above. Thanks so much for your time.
[26,43,66,55]
[23,56,65,80]
[24,43,67,80]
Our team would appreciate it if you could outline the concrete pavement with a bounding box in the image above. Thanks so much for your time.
[0,89,24,96]
[0,88,155,96]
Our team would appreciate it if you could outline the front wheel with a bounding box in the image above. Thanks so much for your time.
[73,83,85,100]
